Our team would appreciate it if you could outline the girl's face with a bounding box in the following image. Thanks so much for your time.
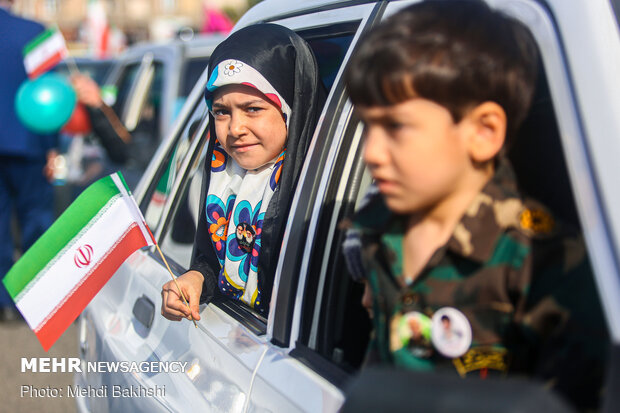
[212,84,287,170]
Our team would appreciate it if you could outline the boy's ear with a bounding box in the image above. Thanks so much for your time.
[464,102,506,163]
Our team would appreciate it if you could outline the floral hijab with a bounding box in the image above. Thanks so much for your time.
[190,24,325,314]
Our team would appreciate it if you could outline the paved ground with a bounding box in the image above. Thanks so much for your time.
[0,319,78,413]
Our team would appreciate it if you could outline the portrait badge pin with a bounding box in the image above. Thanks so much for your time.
[431,307,472,358]
[390,311,433,358]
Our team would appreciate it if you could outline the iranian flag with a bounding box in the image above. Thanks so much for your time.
[2,172,155,351]
[23,27,68,79]
[87,0,110,58]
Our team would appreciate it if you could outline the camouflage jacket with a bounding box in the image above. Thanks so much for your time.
[353,160,608,409]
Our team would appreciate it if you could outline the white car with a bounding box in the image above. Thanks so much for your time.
[75,0,620,412]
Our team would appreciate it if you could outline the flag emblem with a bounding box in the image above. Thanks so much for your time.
[74,245,94,268]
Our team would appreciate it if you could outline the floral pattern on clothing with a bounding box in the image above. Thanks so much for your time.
[211,141,228,172]
[270,151,285,191]
[219,268,244,299]
[225,200,264,282]
[223,60,243,76]
[206,194,236,264]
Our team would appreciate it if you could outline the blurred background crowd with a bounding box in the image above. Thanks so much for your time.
[12,0,260,53]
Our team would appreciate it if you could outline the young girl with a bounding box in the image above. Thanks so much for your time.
[161,24,324,320]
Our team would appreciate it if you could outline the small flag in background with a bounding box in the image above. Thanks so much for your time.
[2,172,155,351]
[23,27,68,79]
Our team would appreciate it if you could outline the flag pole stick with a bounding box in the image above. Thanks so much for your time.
[65,54,81,76]
[53,24,80,75]
[155,243,198,328]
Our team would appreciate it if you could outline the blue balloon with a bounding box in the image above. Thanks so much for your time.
[15,73,77,134]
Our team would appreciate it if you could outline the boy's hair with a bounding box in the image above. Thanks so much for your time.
[345,0,539,142]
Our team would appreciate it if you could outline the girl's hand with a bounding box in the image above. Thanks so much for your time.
[161,270,204,322]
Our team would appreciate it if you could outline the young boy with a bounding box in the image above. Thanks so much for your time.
[344,0,608,409]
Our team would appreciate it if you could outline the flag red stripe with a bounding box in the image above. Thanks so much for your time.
[28,50,65,79]
[34,225,146,351]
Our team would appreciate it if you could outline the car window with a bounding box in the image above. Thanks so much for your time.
[181,57,210,98]
[307,34,355,91]
[172,56,211,123]
[143,99,208,231]
[112,63,141,116]
[299,22,359,92]
[612,0,620,32]
[159,130,209,268]
[128,61,164,140]
[151,22,361,330]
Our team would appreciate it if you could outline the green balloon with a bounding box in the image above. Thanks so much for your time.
[15,73,77,134]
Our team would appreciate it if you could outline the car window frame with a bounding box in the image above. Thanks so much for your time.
[140,5,381,342]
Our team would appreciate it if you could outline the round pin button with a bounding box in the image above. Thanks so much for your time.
[431,307,472,358]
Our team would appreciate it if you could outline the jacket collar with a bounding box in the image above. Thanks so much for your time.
[359,158,525,265]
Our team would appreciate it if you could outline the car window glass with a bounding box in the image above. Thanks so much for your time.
[160,138,209,268]
[112,63,141,116]
[181,57,210,98]
[172,57,210,123]
[306,34,355,90]
[612,0,620,32]
[143,100,208,231]
[299,22,359,92]
[129,61,164,142]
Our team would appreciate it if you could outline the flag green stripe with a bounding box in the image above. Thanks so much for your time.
[2,175,120,298]
[116,171,131,194]
[23,28,56,56]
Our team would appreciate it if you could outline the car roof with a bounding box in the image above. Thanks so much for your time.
[236,0,375,26]
[118,33,226,60]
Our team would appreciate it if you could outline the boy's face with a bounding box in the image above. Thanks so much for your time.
[212,85,287,170]
[359,98,474,215]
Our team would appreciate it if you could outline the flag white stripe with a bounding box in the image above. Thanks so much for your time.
[16,198,135,330]
[24,32,67,73]
[13,194,120,304]
[110,174,153,245]
[33,224,135,334]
